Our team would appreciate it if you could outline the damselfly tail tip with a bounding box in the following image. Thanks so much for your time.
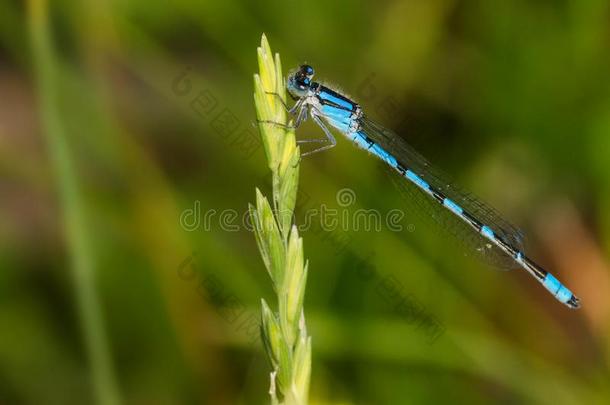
[567,295,581,309]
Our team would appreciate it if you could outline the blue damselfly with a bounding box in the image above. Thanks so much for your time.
[264,64,580,309]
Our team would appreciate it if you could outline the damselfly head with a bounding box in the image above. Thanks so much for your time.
[287,64,315,98]
[299,64,315,78]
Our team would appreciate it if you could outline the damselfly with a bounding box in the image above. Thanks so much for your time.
[266,64,580,309]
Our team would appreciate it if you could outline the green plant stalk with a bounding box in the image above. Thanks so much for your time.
[27,1,121,404]
[250,34,311,405]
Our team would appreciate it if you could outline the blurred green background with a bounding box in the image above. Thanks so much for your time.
[2,0,610,404]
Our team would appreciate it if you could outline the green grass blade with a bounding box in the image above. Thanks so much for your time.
[26,1,121,404]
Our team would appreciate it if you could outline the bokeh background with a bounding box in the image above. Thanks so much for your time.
[2,0,610,404]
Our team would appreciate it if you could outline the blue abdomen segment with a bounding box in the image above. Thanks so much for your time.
[370,143,398,167]
[349,131,398,167]
[351,131,371,149]
[542,273,574,304]
[405,170,430,191]
[481,225,495,240]
[443,198,464,215]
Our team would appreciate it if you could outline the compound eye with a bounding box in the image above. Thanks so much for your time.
[297,77,311,90]
[300,64,314,77]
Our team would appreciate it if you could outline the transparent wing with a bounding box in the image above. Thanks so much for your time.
[360,117,525,270]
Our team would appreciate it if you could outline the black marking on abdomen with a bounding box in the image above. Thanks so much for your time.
[462,211,483,232]
[316,83,359,112]
[395,163,407,176]
[430,188,446,204]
